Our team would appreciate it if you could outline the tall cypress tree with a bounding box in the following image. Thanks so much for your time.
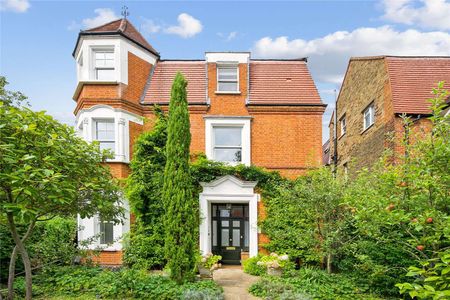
[163,72,197,283]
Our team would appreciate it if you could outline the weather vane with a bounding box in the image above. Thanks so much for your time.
[121,5,129,19]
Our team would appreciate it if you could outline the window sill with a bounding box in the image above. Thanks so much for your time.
[338,133,346,140]
[215,91,241,95]
[361,123,374,134]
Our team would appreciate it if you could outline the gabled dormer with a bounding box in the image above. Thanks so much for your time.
[72,18,159,102]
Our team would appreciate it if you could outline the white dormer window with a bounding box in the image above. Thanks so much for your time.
[94,119,115,153]
[217,66,239,92]
[94,50,115,80]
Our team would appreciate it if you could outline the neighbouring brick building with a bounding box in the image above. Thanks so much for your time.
[328,56,450,174]
[73,18,325,265]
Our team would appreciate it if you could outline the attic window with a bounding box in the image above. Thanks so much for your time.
[94,50,115,81]
[363,103,375,131]
[217,66,239,92]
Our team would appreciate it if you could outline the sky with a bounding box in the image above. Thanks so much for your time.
[1,0,450,143]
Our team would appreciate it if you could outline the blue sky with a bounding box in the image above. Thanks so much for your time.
[1,0,450,142]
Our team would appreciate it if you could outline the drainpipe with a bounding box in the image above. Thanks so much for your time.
[333,89,338,175]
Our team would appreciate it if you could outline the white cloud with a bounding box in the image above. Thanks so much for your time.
[164,13,203,38]
[0,0,30,13]
[141,18,161,34]
[217,31,238,41]
[382,0,450,30]
[81,8,119,29]
[253,26,450,84]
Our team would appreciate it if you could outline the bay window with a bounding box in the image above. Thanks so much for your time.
[95,119,115,153]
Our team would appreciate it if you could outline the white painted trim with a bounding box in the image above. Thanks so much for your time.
[205,52,250,63]
[76,105,143,163]
[204,117,251,166]
[199,175,259,258]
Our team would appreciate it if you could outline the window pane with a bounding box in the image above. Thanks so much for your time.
[219,209,230,217]
[232,220,240,227]
[214,127,242,146]
[218,81,238,92]
[96,69,115,81]
[96,121,115,140]
[221,229,229,246]
[100,222,114,244]
[99,141,115,152]
[218,68,237,81]
[212,220,217,246]
[221,220,229,227]
[232,229,240,247]
[231,206,244,218]
[214,148,242,162]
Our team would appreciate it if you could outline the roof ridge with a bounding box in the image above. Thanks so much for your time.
[83,18,122,32]
[118,18,127,32]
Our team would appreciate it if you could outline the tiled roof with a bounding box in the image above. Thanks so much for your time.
[143,61,207,104]
[80,18,159,56]
[248,60,322,105]
[385,56,450,114]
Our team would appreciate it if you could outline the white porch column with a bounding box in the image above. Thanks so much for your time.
[117,118,126,161]
[82,117,89,141]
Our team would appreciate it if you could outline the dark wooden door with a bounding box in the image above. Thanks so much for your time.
[212,204,249,265]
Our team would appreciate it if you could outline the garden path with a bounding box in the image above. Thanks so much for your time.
[213,266,260,300]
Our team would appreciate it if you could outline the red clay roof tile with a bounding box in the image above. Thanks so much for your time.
[82,18,158,56]
[248,60,322,105]
[143,61,207,104]
[385,57,450,114]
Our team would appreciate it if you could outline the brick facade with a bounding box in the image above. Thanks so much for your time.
[74,28,324,265]
[329,56,440,175]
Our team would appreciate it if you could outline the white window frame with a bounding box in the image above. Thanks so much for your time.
[212,126,243,163]
[205,117,251,166]
[98,218,114,245]
[216,64,239,94]
[363,103,375,131]
[340,115,347,137]
[94,118,115,154]
[90,46,116,81]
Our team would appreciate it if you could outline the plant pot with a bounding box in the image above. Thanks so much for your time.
[267,266,283,276]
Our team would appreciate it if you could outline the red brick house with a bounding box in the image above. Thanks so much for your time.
[73,18,325,265]
[328,56,450,174]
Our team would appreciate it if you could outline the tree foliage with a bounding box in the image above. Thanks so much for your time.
[124,107,167,269]
[162,72,198,283]
[0,79,123,299]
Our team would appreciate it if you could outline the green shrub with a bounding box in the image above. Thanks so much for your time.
[123,223,165,270]
[13,266,223,299]
[249,267,376,300]
[243,255,266,276]
[396,249,450,299]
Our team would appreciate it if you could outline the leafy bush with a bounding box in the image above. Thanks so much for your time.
[0,217,77,283]
[249,267,374,300]
[14,266,223,299]
[396,249,450,299]
[243,255,266,276]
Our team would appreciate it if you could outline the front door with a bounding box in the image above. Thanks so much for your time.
[212,204,249,265]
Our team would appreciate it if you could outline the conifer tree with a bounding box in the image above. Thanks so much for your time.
[163,72,197,283]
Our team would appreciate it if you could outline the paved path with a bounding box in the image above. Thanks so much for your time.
[213,266,261,300]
